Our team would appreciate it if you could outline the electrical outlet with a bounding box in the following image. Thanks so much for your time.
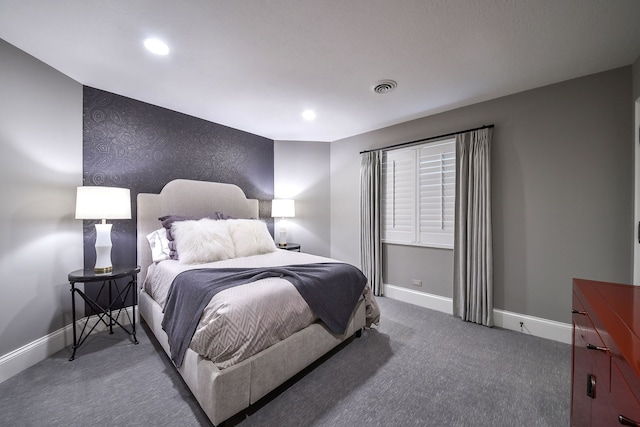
[412,279,422,287]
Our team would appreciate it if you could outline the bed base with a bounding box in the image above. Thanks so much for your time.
[139,289,366,425]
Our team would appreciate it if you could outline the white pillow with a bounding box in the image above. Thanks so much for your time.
[227,219,278,258]
[172,218,236,264]
[146,228,170,263]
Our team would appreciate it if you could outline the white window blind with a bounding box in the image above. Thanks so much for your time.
[382,149,416,242]
[382,138,455,249]
[419,141,456,247]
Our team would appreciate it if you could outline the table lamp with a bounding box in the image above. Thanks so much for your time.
[271,199,295,247]
[75,186,131,273]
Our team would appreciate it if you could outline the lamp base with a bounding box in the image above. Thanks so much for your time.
[94,223,113,274]
[94,266,113,274]
[278,223,287,247]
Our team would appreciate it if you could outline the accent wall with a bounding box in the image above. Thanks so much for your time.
[82,86,274,303]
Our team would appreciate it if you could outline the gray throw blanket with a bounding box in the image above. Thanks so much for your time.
[161,262,368,367]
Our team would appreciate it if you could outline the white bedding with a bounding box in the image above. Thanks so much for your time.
[143,250,378,369]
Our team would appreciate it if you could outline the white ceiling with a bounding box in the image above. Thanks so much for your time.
[1,0,640,142]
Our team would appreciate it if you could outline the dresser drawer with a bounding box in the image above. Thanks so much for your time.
[611,360,640,426]
[587,322,610,391]
[572,292,589,342]
[573,289,611,393]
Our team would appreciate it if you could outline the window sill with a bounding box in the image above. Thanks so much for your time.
[382,240,454,251]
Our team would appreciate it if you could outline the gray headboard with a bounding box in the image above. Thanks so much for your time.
[136,179,260,284]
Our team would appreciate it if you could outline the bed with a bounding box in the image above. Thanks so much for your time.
[137,179,378,426]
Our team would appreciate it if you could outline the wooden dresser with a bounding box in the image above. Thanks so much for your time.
[572,279,640,426]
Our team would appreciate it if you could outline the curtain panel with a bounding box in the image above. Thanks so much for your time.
[453,128,494,326]
[360,151,382,296]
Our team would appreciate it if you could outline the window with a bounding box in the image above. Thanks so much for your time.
[382,138,455,249]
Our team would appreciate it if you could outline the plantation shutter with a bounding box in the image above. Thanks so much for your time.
[418,140,455,248]
[382,149,416,243]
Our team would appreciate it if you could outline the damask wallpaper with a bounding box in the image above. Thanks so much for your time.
[82,86,274,278]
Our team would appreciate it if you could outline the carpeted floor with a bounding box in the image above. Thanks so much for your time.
[0,297,571,426]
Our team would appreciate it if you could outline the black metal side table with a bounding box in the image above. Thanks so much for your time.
[67,265,140,361]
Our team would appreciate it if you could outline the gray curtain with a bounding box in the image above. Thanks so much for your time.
[360,151,382,296]
[453,128,493,326]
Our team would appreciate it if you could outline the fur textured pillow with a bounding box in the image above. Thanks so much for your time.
[172,218,236,264]
[227,219,278,258]
[158,213,232,259]
[158,215,200,259]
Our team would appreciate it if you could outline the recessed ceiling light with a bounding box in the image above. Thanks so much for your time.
[144,38,170,55]
[302,110,316,121]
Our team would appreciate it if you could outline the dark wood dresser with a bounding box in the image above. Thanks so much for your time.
[572,279,640,426]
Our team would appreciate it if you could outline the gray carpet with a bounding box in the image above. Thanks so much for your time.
[0,297,571,426]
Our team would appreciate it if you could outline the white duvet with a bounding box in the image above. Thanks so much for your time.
[143,250,378,369]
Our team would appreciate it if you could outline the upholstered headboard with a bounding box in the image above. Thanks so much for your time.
[136,179,259,284]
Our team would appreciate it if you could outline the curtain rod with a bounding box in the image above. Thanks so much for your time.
[359,124,494,154]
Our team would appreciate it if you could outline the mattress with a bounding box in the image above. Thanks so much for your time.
[144,250,378,369]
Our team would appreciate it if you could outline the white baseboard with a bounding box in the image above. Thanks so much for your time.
[383,284,572,345]
[383,284,454,315]
[0,307,137,384]
[493,308,572,344]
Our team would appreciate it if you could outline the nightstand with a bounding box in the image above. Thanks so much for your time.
[67,265,140,361]
[278,243,301,252]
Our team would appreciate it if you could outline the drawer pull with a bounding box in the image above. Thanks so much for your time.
[586,374,596,398]
[586,343,608,352]
[572,309,587,315]
[618,415,640,426]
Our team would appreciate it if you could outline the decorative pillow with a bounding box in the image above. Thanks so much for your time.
[159,214,233,236]
[215,211,234,220]
[159,214,214,259]
[159,215,198,241]
[146,228,170,262]
[172,218,236,264]
[227,219,278,258]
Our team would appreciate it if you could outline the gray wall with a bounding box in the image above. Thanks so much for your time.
[274,141,331,257]
[330,66,633,324]
[634,55,640,102]
[0,39,83,357]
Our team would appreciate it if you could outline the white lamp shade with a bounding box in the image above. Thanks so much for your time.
[271,199,295,218]
[75,186,131,220]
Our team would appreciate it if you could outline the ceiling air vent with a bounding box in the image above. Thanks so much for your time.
[371,79,397,94]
